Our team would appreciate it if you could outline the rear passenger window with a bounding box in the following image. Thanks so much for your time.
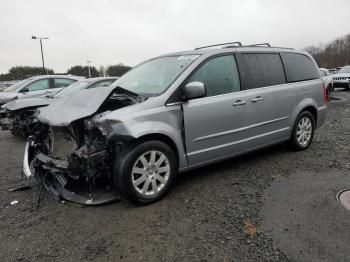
[187,55,240,97]
[236,53,286,90]
[281,53,319,82]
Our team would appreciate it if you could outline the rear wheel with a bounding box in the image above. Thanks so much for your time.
[114,140,178,204]
[327,84,332,96]
[288,111,315,151]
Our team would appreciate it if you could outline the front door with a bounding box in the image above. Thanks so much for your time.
[182,54,252,165]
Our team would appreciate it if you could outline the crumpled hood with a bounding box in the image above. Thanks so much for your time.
[38,86,116,126]
[2,96,55,111]
[0,92,18,104]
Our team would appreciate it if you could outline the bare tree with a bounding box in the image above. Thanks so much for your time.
[304,34,350,68]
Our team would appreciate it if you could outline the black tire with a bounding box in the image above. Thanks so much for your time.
[327,84,332,96]
[288,111,315,151]
[113,140,178,204]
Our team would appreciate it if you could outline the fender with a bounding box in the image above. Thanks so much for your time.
[105,119,188,169]
[290,98,318,135]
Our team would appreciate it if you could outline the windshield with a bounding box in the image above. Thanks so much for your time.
[115,55,200,95]
[3,78,32,92]
[54,80,91,97]
[319,70,326,77]
[338,66,350,74]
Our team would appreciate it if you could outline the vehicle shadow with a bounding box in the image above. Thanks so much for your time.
[175,143,289,188]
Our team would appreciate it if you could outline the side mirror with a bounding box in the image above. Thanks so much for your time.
[182,81,206,100]
[19,87,28,93]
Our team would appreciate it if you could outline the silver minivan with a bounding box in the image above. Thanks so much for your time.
[24,43,327,205]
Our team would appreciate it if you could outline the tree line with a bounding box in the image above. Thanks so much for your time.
[305,33,350,69]
[0,63,131,81]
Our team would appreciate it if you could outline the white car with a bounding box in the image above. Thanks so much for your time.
[0,75,83,106]
[332,65,350,91]
[319,68,333,93]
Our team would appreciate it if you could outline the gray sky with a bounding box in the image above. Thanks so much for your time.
[0,0,349,74]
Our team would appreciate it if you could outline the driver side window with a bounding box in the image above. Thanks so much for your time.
[24,79,50,92]
[187,55,241,97]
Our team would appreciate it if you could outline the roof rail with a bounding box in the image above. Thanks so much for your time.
[195,42,242,50]
[247,43,271,47]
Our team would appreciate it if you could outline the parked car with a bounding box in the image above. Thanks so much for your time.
[331,65,350,90]
[0,75,83,106]
[0,81,20,91]
[23,43,327,205]
[319,68,333,94]
[0,77,118,137]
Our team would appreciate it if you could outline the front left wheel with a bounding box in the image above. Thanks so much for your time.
[114,140,178,204]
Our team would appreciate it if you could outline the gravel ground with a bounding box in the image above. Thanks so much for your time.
[0,90,349,262]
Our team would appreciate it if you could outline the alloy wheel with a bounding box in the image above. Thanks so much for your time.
[131,150,170,196]
[296,116,313,146]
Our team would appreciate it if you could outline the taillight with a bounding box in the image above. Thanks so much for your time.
[322,82,327,103]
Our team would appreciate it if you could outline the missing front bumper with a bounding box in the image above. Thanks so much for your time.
[0,117,13,130]
[23,142,120,206]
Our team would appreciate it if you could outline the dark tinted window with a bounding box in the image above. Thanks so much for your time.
[53,78,76,88]
[87,79,115,89]
[236,53,286,90]
[188,55,240,97]
[281,53,319,82]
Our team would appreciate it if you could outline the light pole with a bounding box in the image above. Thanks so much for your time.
[31,36,49,74]
[86,60,92,78]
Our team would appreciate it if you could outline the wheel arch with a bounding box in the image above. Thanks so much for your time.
[291,99,318,130]
[302,105,318,125]
[129,133,180,163]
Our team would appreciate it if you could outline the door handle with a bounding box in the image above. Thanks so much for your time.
[233,100,246,106]
[251,96,264,103]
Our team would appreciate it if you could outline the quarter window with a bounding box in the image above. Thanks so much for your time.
[187,55,240,97]
[54,78,76,88]
[24,79,50,91]
[236,53,286,90]
[87,79,115,89]
[281,53,319,82]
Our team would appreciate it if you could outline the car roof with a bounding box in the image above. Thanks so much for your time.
[29,75,84,81]
[161,45,309,58]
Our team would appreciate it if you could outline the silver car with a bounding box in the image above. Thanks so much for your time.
[23,43,327,205]
[0,75,83,106]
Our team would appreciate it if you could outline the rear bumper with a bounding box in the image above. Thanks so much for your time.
[317,105,327,128]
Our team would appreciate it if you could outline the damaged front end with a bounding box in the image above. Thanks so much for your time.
[0,108,12,131]
[24,122,120,205]
[23,87,143,205]
[0,108,37,136]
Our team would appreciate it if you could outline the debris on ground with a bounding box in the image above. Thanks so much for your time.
[10,200,18,205]
[243,218,258,237]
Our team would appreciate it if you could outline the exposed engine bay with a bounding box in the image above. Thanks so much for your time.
[23,87,145,205]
